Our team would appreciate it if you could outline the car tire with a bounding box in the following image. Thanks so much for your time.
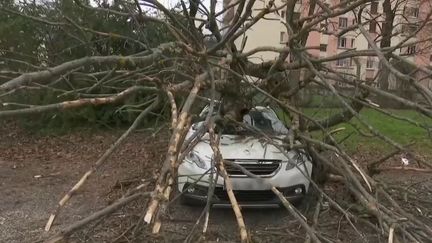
[179,194,192,205]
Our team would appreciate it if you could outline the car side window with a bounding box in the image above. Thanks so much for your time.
[262,110,289,134]
[251,110,273,128]
[244,110,288,134]
[248,109,288,134]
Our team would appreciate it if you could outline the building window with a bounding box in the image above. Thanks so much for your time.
[369,20,377,33]
[338,37,347,48]
[413,8,419,18]
[320,44,327,51]
[280,10,285,18]
[320,21,328,31]
[336,58,352,67]
[407,45,416,55]
[370,1,378,14]
[351,39,355,48]
[280,31,287,43]
[405,7,419,18]
[339,17,348,28]
[366,58,374,69]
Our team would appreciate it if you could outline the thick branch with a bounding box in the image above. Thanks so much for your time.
[0,43,179,91]
[0,86,158,118]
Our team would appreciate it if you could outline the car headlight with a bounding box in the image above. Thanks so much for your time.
[285,152,306,170]
[185,151,207,169]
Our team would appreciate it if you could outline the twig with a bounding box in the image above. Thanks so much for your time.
[46,192,149,243]
[166,89,178,129]
[272,187,321,243]
[202,159,217,235]
[304,193,323,243]
[388,223,396,243]
[377,167,432,173]
[209,126,249,243]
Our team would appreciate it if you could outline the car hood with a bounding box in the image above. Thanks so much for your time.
[186,130,290,162]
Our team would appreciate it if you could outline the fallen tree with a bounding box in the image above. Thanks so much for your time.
[1,0,432,242]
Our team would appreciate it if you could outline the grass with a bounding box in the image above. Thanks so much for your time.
[278,108,432,154]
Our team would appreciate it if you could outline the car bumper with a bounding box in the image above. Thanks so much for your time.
[180,183,305,208]
[178,160,313,192]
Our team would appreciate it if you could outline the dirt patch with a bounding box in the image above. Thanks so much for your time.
[0,123,166,242]
[0,123,431,242]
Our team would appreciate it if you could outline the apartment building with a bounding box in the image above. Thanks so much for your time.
[223,0,432,90]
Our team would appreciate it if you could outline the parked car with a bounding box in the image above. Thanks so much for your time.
[177,106,313,207]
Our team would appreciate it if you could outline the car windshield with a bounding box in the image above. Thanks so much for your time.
[220,108,289,135]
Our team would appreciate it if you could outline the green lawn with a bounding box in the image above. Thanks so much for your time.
[280,108,432,154]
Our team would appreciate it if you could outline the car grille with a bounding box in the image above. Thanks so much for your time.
[214,188,276,202]
[224,159,281,176]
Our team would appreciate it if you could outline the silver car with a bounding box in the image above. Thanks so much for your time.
[177,106,313,208]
